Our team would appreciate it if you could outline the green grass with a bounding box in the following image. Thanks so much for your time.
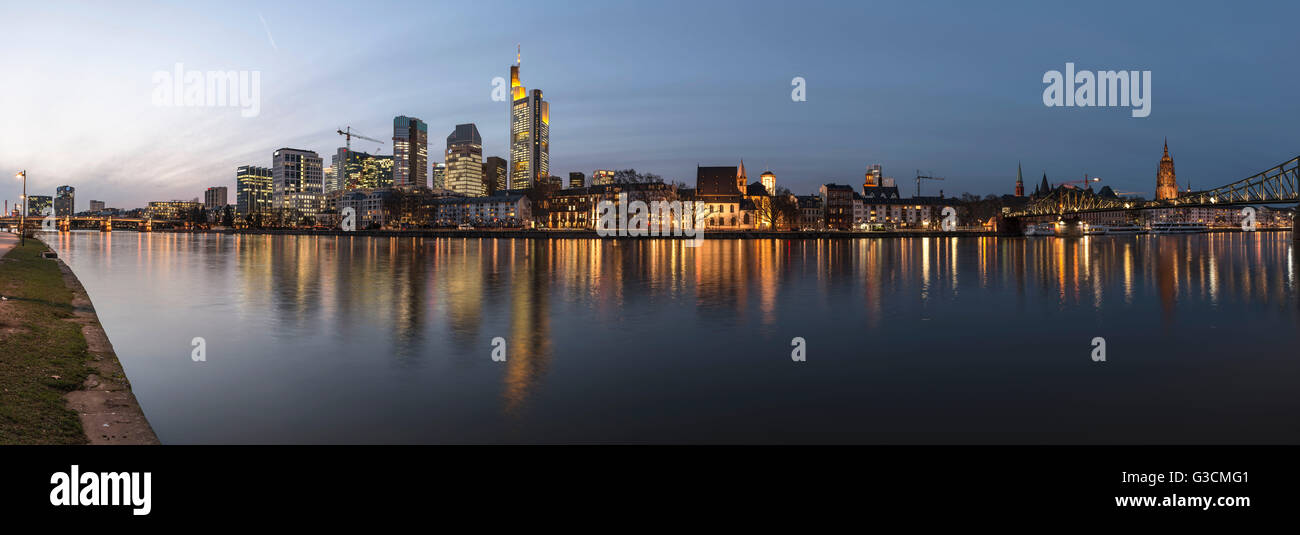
[0,240,92,444]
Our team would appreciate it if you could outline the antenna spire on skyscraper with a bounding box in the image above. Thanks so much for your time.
[516,44,521,66]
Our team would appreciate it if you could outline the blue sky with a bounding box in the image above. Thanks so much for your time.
[3,0,1299,209]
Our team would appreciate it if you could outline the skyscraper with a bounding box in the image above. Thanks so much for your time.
[393,115,428,189]
[323,163,338,194]
[54,185,75,217]
[568,172,586,189]
[204,186,228,210]
[484,156,507,195]
[272,148,323,214]
[432,162,446,190]
[337,149,394,190]
[1156,140,1178,201]
[863,164,883,192]
[89,200,106,213]
[508,50,549,189]
[446,123,485,196]
[236,165,273,216]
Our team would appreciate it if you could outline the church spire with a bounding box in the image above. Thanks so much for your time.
[1015,162,1025,197]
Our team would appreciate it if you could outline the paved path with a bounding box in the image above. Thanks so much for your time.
[0,232,16,259]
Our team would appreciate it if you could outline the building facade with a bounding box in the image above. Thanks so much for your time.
[27,195,52,217]
[204,186,228,211]
[431,162,446,190]
[569,172,586,189]
[272,148,324,214]
[236,165,273,216]
[54,185,75,217]
[446,123,485,196]
[146,200,202,220]
[1156,140,1178,200]
[508,56,549,189]
[89,200,106,213]
[484,156,507,195]
[392,115,428,189]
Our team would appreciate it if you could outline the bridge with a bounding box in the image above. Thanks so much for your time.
[1010,154,1299,217]
[0,215,186,232]
[1006,153,1298,238]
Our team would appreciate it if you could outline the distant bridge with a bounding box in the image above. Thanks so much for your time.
[0,215,185,231]
[1010,154,1299,217]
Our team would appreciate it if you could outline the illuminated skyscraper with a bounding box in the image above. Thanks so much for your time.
[1156,139,1178,200]
[54,185,75,217]
[393,115,428,189]
[272,148,323,213]
[447,123,485,196]
[508,49,549,189]
[863,164,883,191]
[483,156,507,195]
[236,165,272,216]
[432,162,446,190]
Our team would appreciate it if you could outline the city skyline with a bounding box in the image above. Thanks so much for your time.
[4,1,1300,210]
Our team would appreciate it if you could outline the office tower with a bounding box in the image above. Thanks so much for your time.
[446,123,485,196]
[337,149,394,190]
[760,171,775,195]
[483,156,507,195]
[272,148,323,213]
[432,162,446,190]
[323,163,338,193]
[569,172,586,189]
[592,169,614,186]
[89,200,106,213]
[54,185,75,217]
[28,195,52,216]
[507,51,549,189]
[236,165,273,216]
[393,115,429,189]
[204,186,228,211]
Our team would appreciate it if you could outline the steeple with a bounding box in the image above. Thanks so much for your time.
[1039,172,1050,196]
[1015,162,1025,197]
[737,159,748,192]
[1156,139,1178,200]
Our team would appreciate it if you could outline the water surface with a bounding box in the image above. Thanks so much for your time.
[46,231,1300,444]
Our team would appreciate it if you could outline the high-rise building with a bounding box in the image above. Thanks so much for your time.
[1156,140,1178,201]
[446,124,485,196]
[568,172,586,189]
[431,162,446,190]
[592,169,614,186]
[393,115,429,189]
[54,185,75,217]
[508,50,549,189]
[89,200,106,213]
[484,156,507,195]
[27,195,52,216]
[204,186,228,210]
[337,149,394,190]
[236,165,273,216]
[272,148,323,214]
[323,163,338,193]
[760,171,775,195]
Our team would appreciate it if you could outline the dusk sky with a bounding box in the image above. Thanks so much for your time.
[3,0,1299,210]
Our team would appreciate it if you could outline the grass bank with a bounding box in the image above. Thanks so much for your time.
[0,240,92,444]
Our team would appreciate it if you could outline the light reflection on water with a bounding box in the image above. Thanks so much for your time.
[47,231,1300,444]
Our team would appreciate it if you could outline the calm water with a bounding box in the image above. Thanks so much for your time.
[45,231,1300,444]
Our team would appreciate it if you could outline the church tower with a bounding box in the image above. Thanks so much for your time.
[737,159,748,192]
[1015,162,1025,197]
[1156,139,1178,200]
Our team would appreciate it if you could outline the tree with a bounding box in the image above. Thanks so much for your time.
[221,206,234,227]
[612,169,664,184]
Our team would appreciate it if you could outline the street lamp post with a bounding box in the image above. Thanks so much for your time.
[15,170,26,246]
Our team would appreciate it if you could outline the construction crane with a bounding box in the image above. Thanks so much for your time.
[336,126,385,156]
[1058,174,1102,190]
[915,170,943,197]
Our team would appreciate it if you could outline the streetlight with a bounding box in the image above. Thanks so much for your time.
[15,170,25,246]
